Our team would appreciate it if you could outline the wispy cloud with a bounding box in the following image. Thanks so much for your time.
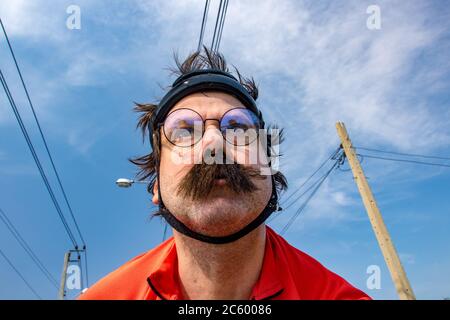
[1,0,449,216]
[128,1,450,224]
[1,0,448,300]
[0,0,65,41]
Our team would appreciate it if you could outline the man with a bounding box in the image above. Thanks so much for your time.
[78,49,370,300]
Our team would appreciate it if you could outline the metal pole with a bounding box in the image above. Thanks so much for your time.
[77,253,84,292]
[336,122,415,300]
[58,252,70,300]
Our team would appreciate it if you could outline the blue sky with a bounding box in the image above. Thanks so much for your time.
[0,0,449,300]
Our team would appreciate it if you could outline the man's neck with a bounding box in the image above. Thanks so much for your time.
[174,224,266,300]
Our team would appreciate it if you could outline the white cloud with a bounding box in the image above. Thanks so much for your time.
[132,0,450,186]
[0,0,67,41]
[332,191,352,206]
[226,1,449,150]
[1,0,448,299]
[1,0,449,212]
[0,1,140,153]
[3,1,449,150]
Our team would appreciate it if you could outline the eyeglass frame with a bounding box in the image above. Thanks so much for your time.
[156,107,262,148]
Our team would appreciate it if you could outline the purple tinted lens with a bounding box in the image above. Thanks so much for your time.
[220,108,260,145]
[164,109,203,146]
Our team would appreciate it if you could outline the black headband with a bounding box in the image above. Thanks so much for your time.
[149,69,264,147]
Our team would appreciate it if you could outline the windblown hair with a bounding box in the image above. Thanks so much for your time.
[129,47,288,204]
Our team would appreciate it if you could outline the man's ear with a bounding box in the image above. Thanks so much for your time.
[152,180,159,205]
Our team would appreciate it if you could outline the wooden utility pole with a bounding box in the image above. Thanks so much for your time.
[336,122,415,300]
[58,252,70,300]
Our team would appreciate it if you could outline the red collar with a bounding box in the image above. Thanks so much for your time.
[146,227,284,300]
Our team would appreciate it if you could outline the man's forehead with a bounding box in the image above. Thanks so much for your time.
[169,91,246,115]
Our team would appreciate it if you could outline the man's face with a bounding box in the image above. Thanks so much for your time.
[154,91,272,237]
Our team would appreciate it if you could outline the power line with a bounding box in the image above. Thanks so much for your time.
[283,168,333,211]
[281,146,341,206]
[353,146,450,161]
[268,147,341,224]
[0,248,42,299]
[267,167,331,224]
[214,0,229,52]
[0,68,89,288]
[0,70,78,248]
[337,153,364,172]
[211,0,223,51]
[211,0,229,52]
[357,153,450,168]
[0,18,86,248]
[197,0,228,52]
[0,207,59,289]
[2,17,89,286]
[218,0,229,51]
[280,159,340,235]
[197,0,211,51]
[1,17,90,286]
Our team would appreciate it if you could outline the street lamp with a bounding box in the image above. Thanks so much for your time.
[116,178,169,242]
[115,178,149,188]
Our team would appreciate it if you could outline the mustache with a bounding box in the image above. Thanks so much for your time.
[177,163,264,200]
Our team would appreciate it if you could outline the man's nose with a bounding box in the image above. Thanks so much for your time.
[201,122,224,151]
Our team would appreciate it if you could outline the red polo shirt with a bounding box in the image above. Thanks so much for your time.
[78,226,370,300]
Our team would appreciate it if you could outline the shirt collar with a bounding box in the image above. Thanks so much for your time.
[147,240,184,300]
[147,226,284,300]
[249,227,284,300]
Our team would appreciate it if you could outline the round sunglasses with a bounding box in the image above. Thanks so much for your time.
[158,107,262,147]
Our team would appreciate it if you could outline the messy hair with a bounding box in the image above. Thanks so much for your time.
[129,47,288,202]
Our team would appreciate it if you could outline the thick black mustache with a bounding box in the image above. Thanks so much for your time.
[177,163,264,200]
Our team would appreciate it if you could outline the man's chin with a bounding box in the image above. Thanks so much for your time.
[194,194,235,210]
[190,200,254,229]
